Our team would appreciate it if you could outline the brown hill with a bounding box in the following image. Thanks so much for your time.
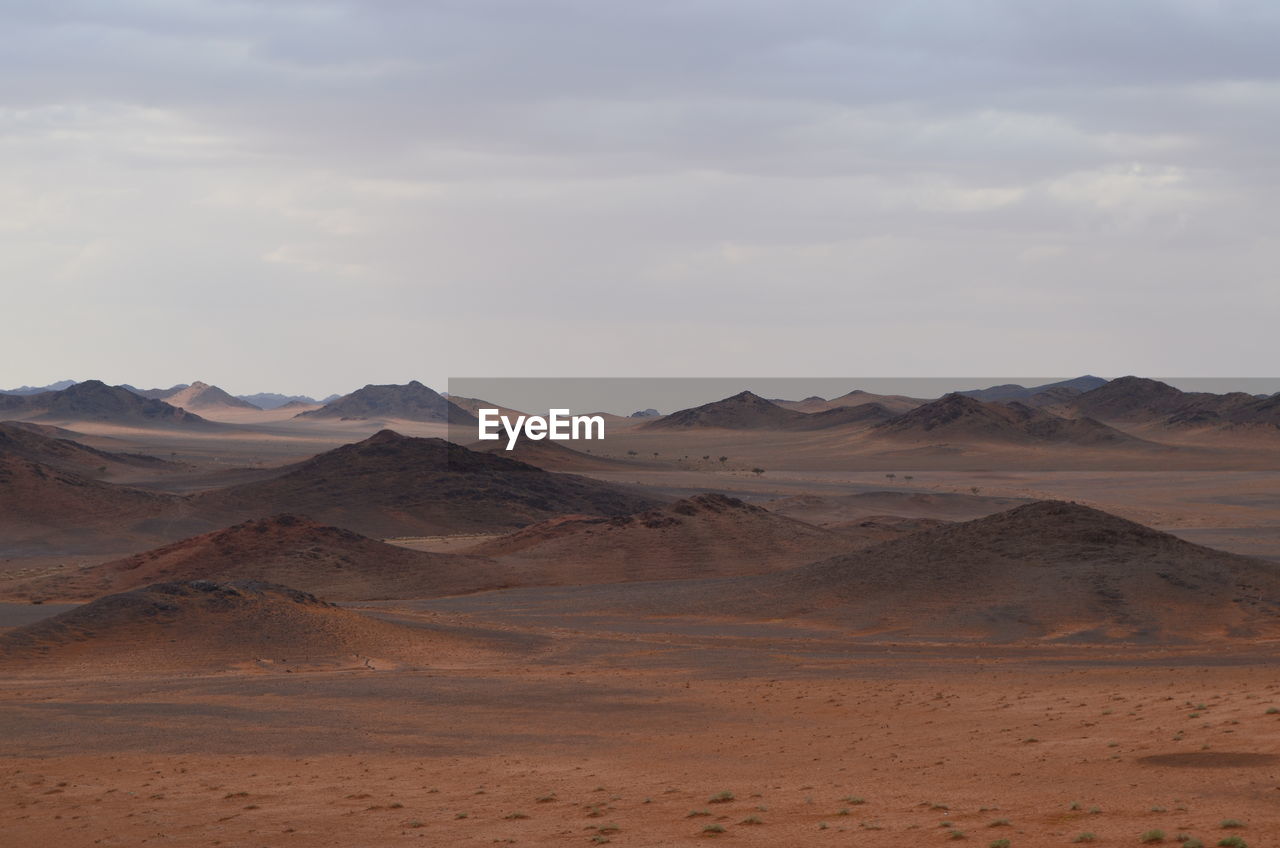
[0,422,173,478]
[622,501,1280,642]
[464,493,883,583]
[163,381,261,411]
[1068,376,1259,426]
[1163,392,1280,432]
[192,430,660,537]
[775,390,925,415]
[643,391,808,430]
[770,395,831,413]
[16,515,511,602]
[0,380,214,428]
[958,376,1108,404]
[644,391,889,431]
[782,402,896,430]
[296,381,477,425]
[872,394,1149,446]
[0,456,194,555]
[0,580,475,672]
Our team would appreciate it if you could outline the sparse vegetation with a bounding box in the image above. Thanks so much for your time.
[708,790,734,804]
[1219,820,1245,830]
[1142,830,1167,844]
[1073,834,1097,844]
[702,823,726,835]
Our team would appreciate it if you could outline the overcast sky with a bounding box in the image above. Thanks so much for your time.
[2,1,1278,396]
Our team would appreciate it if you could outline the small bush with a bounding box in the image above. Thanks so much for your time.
[1073,835,1097,844]
[503,811,529,820]
[687,809,712,818]
[702,824,726,835]
[739,815,763,825]
[1219,820,1245,830]
[708,790,735,804]
[1217,837,1247,848]
[1142,831,1167,844]
[989,840,1011,848]
[989,819,1012,827]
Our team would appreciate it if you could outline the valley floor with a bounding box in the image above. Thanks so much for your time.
[3,608,1279,847]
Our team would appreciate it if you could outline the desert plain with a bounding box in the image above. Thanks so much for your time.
[3,376,1280,847]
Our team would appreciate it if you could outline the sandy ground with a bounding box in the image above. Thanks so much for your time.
[3,611,1280,847]
[5,421,1280,845]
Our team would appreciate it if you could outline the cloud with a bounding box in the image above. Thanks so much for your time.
[1,0,1278,392]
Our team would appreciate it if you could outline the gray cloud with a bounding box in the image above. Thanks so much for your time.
[1,0,1277,395]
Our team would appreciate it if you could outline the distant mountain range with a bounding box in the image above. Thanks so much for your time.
[0,380,214,428]
[237,392,338,409]
[644,376,1280,439]
[957,375,1108,405]
[3,376,1277,433]
[0,380,77,395]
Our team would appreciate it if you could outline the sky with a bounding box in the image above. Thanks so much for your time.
[2,0,1278,397]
